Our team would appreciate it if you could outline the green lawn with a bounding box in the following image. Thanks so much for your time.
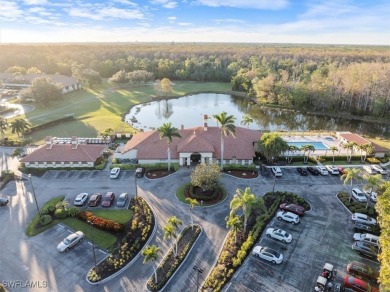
[91,209,133,224]
[9,81,231,143]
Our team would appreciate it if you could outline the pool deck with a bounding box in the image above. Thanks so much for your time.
[282,135,348,157]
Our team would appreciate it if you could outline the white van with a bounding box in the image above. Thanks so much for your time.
[271,166,283,177]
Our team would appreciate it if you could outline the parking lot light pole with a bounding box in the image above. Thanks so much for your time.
[193,265,203,292]
[28,174,41,218]
[134,174,138,199]
[87,220,98,272]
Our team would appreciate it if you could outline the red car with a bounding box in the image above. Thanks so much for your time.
[347,261,379,283]
[343,276,378,292]
[88,193,102,207]
[279,203,305,216]
[338,166,347,175]
[102,192,115,207]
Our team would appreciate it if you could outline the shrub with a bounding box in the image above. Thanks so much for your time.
[67,207,80,217]
[54,208,68,219]
[39,215,53,226]
[48,205,56,213]
[349,207,356,213]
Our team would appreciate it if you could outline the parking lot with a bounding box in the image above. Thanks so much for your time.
[225,168,381,292]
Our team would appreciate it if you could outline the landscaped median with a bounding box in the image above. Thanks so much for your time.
[146,224,202,292]
[201,191,310,292]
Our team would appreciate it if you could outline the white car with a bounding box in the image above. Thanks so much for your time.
[316,166,329,175]
[271,167,283,177]
[276,211,300,225]
[353,233,380,247]
[266,228,292,243]
[372,165,388,175]
[325,165,339,175]
[364,191,377,203]
[252,245,283,264]
[363,165,377,174]
[57,231,85,252]
[351,188,367,203]
[110,167,121,179]
[351,213,377,225]
[73,193,89,206]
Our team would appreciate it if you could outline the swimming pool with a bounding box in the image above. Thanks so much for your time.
[287,141,329,150]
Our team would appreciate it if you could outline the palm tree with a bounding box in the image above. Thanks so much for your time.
[165,216,183,256]
[142,245,160,284]
[10,118,31,138]
[213,112,236,170]
[342,142,356,163]
[329,146,338,163]
[287,145,299,163]
[186,198,199,229]
[230,187,257,234]
[257,133,289,164]
[341,168,363,202]
[300,144,315,164]
[226,215,242,244]
[168,216,183,230]
[0,117,8,142]
[158,122,182,171]
[240,114,253,128]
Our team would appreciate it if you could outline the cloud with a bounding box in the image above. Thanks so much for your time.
[0,1,24,21]
[195,0,288,9]
[214,18,246,24]
[69,7,144,20]
[23,0,48,5]
[168,16,177,20]
[152,0,178,9]
[178,22,192,26]
[112,0,137,6]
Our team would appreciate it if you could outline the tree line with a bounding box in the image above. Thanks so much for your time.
[1,43,389,118]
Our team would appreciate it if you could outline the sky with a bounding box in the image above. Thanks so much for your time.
[0,0,389,45]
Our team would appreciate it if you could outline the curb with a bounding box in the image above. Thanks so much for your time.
[145,224,203,292]
[174,186,231,209]
[86,196,158,285]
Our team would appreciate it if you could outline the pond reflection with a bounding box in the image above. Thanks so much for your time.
[125,93,389,137]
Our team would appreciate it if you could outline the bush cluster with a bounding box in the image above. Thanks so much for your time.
[185,185,224,203]
[39,214,53,226]
[337,192,377,217]
[78,211,124,232]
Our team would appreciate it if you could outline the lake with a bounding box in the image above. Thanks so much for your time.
[125,93,390,137]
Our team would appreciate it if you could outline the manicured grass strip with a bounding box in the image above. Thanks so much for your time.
[146,225,202,292]
[61,218,117,249]
[91,209,134,224]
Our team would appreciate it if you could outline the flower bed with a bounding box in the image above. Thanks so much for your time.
[184,185,224,204]
[146,224,201,291]
[77,211,124,232]
[202,191,309,292]
[87,196,155,283]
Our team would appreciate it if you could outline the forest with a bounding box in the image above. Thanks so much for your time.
[0,43,389,119]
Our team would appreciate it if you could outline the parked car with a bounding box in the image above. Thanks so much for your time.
[352,213,376,225]
[110,167,121,179]
[297,167,308,176]
[353,222,380,236]
[307,166,320,175]
[271,166,283,177]
[343,276,379,292]
[73,193,89,206]
[363,165,377,175]
[352,241,379,258]
[316,165,329,175]
[252,245,283,264]
[371,165,388,175]
[346,261,379,282]
[352,188,367,203]
[338,166,346,174]
[88,193,102,207]
[0,196,9,206]
[102,192,115,207]
[135,167,145,178]
[353,233,380,248]
[266,228,292,243]
[366,191,377,203]
[326,165,339,175]
[57,231,85,252]
[276,211,300,224]
[116,193,129,207]
[279,203,305,216]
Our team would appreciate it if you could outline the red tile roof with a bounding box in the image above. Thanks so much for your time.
[21,144,106,163]
[122,126,262,160]
[339,133,371,145]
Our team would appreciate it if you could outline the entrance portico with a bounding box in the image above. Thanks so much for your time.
[179,152,213,166]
